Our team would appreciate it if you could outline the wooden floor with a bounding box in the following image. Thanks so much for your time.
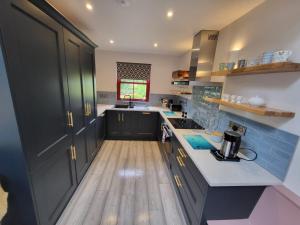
[56,140,186,225]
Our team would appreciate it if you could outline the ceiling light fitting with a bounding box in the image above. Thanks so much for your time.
[86,3,93,11]
[167,10,174,18]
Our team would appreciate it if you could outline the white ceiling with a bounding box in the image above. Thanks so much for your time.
[47,0,264,56]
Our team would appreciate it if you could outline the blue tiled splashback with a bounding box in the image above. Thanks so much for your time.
[179,88,299,181]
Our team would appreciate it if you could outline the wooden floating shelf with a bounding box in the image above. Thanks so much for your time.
[204,97,295,118]
[211,62,300,77]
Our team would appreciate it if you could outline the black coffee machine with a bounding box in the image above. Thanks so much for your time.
[211,131,241,161]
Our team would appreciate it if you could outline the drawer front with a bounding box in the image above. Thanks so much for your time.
[175,143,208,193]
[170,157,200,225]
[174,144,208,219]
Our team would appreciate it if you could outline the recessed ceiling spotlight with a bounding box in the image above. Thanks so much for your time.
[109,40,115,44]
[154,43,158,48]
[86,3,93,11]
[116,0,131,7]
[167,10,174,18]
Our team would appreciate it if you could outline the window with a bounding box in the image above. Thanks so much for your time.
[118,79,150,101]
[117,62,151,101]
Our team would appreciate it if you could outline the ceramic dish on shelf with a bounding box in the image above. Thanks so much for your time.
[248,96,266,107]
[272,50,292,63]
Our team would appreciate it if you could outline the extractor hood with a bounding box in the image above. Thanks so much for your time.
[189,30,219,81]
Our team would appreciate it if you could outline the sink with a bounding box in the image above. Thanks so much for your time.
[114,104,130,108]
[114,104,148,110]
[183,134,216,150]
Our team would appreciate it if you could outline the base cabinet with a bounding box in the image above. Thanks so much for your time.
[97,113,106,149]
[169,135,265,225]
[106,110,158,140]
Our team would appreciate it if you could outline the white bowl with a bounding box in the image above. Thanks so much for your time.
[248,96,266,107]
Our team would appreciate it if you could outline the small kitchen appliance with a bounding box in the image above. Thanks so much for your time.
[169,103,182,112]
[211,131,241,161]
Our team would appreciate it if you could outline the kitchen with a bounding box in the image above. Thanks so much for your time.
[0,0,300,225]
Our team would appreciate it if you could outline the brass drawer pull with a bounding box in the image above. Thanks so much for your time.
[178,148,187,158]
[88,103,92,116]
[177,156,185,167]
[142,112,151,115]
[118,113,121,122]
[67,111,74,127]
[70,145,76,160]
[84,103,89,116]
[174,175,182,187]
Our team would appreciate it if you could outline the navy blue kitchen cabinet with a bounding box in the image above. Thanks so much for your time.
[170,135,265,225]
[106,110,124,139]
[0,1,97,225]
[135,111,158,140]
[97,112,106,149]
[106,110,158,140]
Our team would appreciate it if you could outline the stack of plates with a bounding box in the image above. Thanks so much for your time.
[260,51,273,64]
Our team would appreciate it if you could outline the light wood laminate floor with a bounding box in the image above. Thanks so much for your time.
[56,140,186,225]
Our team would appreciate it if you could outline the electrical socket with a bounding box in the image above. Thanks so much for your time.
[228,121,247,136]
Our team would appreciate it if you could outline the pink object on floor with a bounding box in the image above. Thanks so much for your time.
[208,186,300,225]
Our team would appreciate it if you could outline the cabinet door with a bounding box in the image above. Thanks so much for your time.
[97,113,106,149]
[135,111,158,140]
[106,110,122,139]
[86,119,98,161]
[4,1,76,225]
[81,44,96,123]
[121,111,135,138]
[64,28,89,183]
[157,115,163,141]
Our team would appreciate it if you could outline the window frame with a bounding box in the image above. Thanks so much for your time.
[117,79,150,102]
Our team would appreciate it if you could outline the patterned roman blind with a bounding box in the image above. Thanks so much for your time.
[117,62,151,80]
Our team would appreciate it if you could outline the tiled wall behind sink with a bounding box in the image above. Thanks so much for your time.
[97,91,178,106]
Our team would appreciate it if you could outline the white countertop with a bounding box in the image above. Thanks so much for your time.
[97,104,281,187]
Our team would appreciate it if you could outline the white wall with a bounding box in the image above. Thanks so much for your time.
[212,0,300,196]
[177,51,191,70]
[95,50,179,94]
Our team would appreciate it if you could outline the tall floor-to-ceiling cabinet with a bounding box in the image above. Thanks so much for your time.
[0,1,98,225]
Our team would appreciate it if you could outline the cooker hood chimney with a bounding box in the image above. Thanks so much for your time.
[189,30,219,81]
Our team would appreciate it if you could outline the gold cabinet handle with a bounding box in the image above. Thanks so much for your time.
[122,113,124,122]
[67,111,74,127]
[85,103,89,116]
[142,112,151,115]
[118,113,121,122]
[67,111,71,127]
[69,112,74,127]
[71,145,77,160]
[70,146,74,160]
[88,103,92,116]
[177,156,185,167]
[178,148,187,158]
[73,145,77,160]
[174,175,182,187]
[70,145,77,160]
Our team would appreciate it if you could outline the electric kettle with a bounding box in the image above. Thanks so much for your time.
[220,131,241,159]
